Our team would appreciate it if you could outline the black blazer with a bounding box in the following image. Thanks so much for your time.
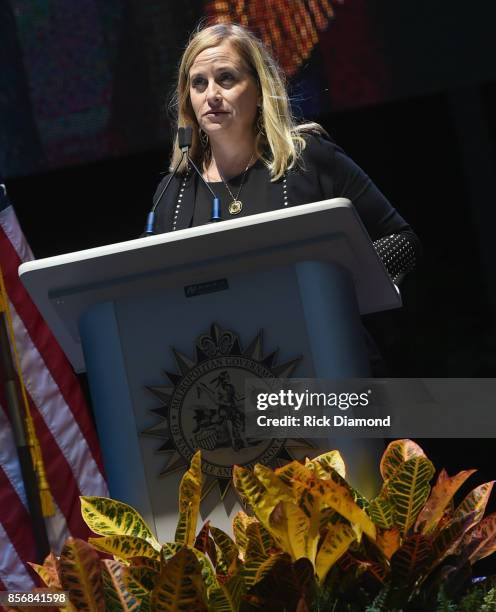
[152,133,417,247]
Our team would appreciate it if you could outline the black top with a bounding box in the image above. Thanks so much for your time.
[192,158,271,225]
[153,133,420,282]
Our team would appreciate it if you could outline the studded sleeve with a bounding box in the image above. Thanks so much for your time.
[373,232,419,283]
[304,134,421,283]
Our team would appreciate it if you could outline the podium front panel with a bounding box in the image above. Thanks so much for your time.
[80,261,381,540]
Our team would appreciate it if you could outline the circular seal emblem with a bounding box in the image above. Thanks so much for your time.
[170,356,285,479]
[143,324,310,497]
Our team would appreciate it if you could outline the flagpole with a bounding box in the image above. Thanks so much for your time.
[0,300,50,563]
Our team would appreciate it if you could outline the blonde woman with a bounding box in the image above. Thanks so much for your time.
[153,23,419,285]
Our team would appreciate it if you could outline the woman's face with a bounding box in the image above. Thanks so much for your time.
[188,40,259,141]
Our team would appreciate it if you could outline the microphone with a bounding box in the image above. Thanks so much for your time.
[178,125,192,151]
[143,127,191,236]
[180,127,221,223]
[144,126,221,235]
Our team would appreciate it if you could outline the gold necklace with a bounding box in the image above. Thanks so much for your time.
[211,153,255,215]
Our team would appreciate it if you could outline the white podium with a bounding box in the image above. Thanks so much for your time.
[19,199,400,540]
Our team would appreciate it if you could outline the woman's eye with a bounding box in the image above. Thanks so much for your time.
[192,77,206,89]
[220,73,235,83]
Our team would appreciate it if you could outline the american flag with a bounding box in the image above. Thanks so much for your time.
[0,180,108,590]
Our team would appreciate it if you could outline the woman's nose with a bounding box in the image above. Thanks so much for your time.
[205,80,222,103]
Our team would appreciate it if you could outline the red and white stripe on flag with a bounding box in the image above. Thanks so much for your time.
[0,185,108,590]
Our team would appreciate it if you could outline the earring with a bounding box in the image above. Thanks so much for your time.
[256,108,265,135]
[199,128,209,148]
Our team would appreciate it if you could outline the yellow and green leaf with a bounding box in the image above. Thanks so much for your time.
[175,451,202,547]
[80,497,160,550]
[311,449,346,479]
[414,468,476,534]
[261,501,291,555]
[273,459,375,539]
[127,566,158,592]
[26,554,76,612]
[453,481,495,527]
[101,559,141,612]
[232,512,258,559]
[194,521,210,551]
[151,548,207,611]
[245,521,274,560]
[276,461,375,550]
[271,501,319,563]
[368,494,394,530]
[88,535,159,561]
[315,521,356,583]
[388,457,435,535]
[233,465,266,513]
[318,507,337,532]
[380,439,426,482]
[29,552,62,588]
[128,556,161,574]
[122,560,157,611]
[161,542,182,561]
[208,574,245,612]
[121,566,152,610]
[253,463,294,503]
[210,526,240,575]
[187,548,218,596]
[59,537,105,612]
[241,553,289,590]
[316,478,376,540]
[274,460,314,491]
[233,465,291,551]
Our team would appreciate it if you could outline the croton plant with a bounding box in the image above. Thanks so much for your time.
[10,439,496,611]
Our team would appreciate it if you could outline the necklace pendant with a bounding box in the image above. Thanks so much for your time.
[228,200,243,215]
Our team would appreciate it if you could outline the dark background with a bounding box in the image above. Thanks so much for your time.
[2,0,496,573]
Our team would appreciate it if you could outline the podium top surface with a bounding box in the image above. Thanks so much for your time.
[19,198,400,371]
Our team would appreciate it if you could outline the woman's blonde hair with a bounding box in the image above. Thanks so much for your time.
[169,23,316,181]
